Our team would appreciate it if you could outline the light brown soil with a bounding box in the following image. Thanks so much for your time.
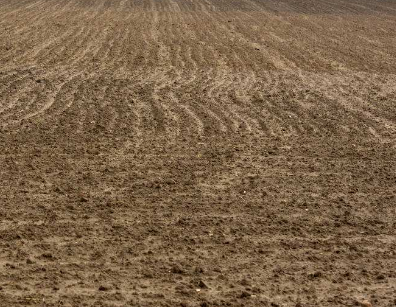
[0,0,395,306]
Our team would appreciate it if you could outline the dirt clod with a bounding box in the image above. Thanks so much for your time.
[171,265,184,274]
[98,285,110,291]
[240,291,251,298]
[26,259,34,265]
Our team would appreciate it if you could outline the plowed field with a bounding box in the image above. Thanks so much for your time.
[0,0,395,306]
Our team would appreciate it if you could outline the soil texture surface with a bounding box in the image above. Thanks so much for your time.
[0,0,396,306]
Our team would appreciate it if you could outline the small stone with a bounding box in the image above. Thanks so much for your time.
[198,280,208,289]
[80,196,88,203]
[359,300,372,307]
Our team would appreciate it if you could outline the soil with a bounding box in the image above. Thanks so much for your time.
[0,0,395,306]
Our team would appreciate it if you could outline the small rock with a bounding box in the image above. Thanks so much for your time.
[359,300,372,307]
[80,196,88,203]
[198,280,208,289]
[26,258,34,265]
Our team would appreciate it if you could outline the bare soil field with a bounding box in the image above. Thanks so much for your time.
[1,0,396,306]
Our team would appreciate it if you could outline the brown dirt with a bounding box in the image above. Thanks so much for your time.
[0,0,396,306]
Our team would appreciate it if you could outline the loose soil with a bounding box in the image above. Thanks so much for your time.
[0,0,395,306]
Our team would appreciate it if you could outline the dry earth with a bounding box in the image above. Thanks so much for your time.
[0,0,396,306]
